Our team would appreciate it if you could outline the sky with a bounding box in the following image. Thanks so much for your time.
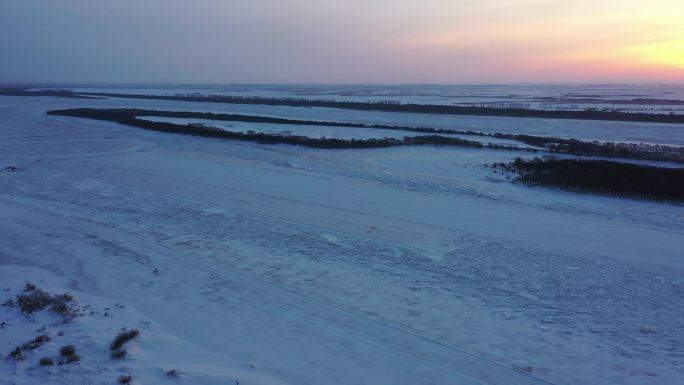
[1,0,684,84]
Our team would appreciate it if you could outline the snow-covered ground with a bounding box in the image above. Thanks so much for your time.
[1,94,683,385]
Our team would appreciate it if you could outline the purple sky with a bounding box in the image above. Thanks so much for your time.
[2,0,683,84]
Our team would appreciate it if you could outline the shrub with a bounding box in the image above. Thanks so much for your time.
[9,347,25,361]
[16,289,52,313]
[111,348,127,359]
[15,287,75,317]
[50,294,74,317]
[8,334,50,361]
[59,345,75,357]
[51,297,70,316]
[65,353,80,363]
[27,336,48,350]
[27,334,50,349]
[58,344,79,363]
[111,329,139,351]
[118,375,132,384]
[39,357,54,366]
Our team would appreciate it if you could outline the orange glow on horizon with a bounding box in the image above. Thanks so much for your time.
[387,0,684,82]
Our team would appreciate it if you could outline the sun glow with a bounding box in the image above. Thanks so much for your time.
[628,38,684,69]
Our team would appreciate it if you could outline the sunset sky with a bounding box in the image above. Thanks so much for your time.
[2,0,683,84]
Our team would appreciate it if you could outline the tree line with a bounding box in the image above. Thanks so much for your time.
[15,87,684,124]
[493,157,684,202]
[490,133,684,163]
[0,87,97,99]
[47,108,527,150]
[46,107,684,163]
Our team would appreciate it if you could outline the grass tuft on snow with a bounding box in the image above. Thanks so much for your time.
[111,329,139,351]
[8,334,51,361]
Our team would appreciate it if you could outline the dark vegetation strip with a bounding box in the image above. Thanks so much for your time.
[47,108,521,150]
[537,97,684,105]
[492,157,684,202]
[6,87,684,124]
[491,134,684,163]
[0,87,99,99]
[47,108,684,163]
[100,108,481,133]
[69,90,684,124]
[6,87,684,161]
[8,86,684,162]
[173,109,684,163]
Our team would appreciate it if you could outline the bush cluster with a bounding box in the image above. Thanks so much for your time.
[14,284,75,317]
